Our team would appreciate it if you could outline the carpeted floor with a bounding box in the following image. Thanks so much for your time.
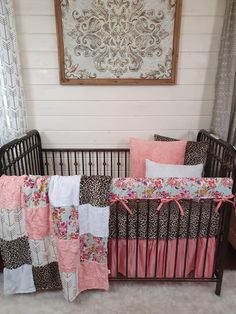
[1,272,236,314]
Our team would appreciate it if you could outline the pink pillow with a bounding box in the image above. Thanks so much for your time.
[130,138,187,177]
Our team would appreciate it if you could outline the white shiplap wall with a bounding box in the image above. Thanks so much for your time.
[14,0,226,148]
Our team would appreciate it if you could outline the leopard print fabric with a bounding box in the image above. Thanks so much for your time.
[109,199,219,240]
[184,142,209,166]
[0,236,32,269]
[80,175,112,207]
[32,262,62,291]
[154,134,209,166]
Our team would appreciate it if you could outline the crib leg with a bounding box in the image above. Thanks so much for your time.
[215,204,232,296]
[215,277,222,296]
[0,254,3,273]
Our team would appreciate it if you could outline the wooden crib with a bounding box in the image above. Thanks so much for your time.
[0,129,236,295]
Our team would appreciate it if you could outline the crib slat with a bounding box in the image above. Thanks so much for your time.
[125,151,128,177]
[145,200,150,278]
[183,200,192,278]
[116,202,119,278]
[164,202,171,278]
[103,151,106,175]
[154,200,160,278]
[10,147,17,175]
[126,202,129,278]
[67,151,70,176]
[174,203,181,278]
[89,152,92,176]
[44,151,49,175]
[52,151,56,175]
[193,200,203,278]
[22,141,29,174]
[135,201,139,278]
[117,152,120,177]
[202,200,214,278]
[96,151,99,175]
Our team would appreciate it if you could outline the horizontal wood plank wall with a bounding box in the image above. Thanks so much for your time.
[14,0,226,148]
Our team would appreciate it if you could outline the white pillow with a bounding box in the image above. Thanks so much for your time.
[145,159,203,178]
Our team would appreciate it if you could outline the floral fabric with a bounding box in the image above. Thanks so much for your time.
[80,234,107,264]
[50,175,111,301]
[22,176,51,240]
[49,175,81,301]
[51,206,79,240]
[21,175,61,292]
[22,176,49,209]
[110,177,234,201]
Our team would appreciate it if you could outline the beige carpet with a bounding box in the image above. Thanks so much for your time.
[1,272,236,314]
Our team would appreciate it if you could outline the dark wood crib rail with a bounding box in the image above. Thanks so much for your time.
[0,129,236,295]
[0,130,44,177]
[197,130,236,193]
[1,129,236,182]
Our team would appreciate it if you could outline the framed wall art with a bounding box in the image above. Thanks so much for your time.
[54,0,182,85]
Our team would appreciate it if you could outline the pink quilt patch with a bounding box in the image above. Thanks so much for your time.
[55,238,80,273]
[24,205,52,240]
[22,176,52,240]
[0,176,26,210]
[78,262,109,292]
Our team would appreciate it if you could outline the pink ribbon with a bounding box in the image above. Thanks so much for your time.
[214,196,236,213]
[110,198,133,215]
[156,198,184,216]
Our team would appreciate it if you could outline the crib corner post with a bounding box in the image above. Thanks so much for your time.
[215,203,232,297]
[215,277,222,296]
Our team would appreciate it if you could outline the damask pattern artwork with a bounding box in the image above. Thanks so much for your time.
[55,0,182,85]
[0,0,27,147]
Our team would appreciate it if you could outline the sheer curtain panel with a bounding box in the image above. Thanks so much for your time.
[211,0,236,145]
[0,0,26,147]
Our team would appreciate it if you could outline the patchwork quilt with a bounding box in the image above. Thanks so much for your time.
[0,175,111,302]
[0,175,234,301]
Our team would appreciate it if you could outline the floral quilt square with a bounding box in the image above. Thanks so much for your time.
[80,233,108,263]
[51,206,79,240]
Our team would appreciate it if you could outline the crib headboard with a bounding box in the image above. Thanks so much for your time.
[0,130,44,176]
[1,129,236,191]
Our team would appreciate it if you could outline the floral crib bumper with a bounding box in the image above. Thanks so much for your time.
[109,177,234,241]
[109,177,234,279]
[110,177,234,200]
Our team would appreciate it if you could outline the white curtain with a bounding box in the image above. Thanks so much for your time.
[0,0,27,147]
[211,0,236,145]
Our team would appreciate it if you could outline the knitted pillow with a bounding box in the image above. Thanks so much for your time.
[154,134,209,166]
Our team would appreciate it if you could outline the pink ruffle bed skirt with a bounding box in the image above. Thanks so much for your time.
[108,238,216,278]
